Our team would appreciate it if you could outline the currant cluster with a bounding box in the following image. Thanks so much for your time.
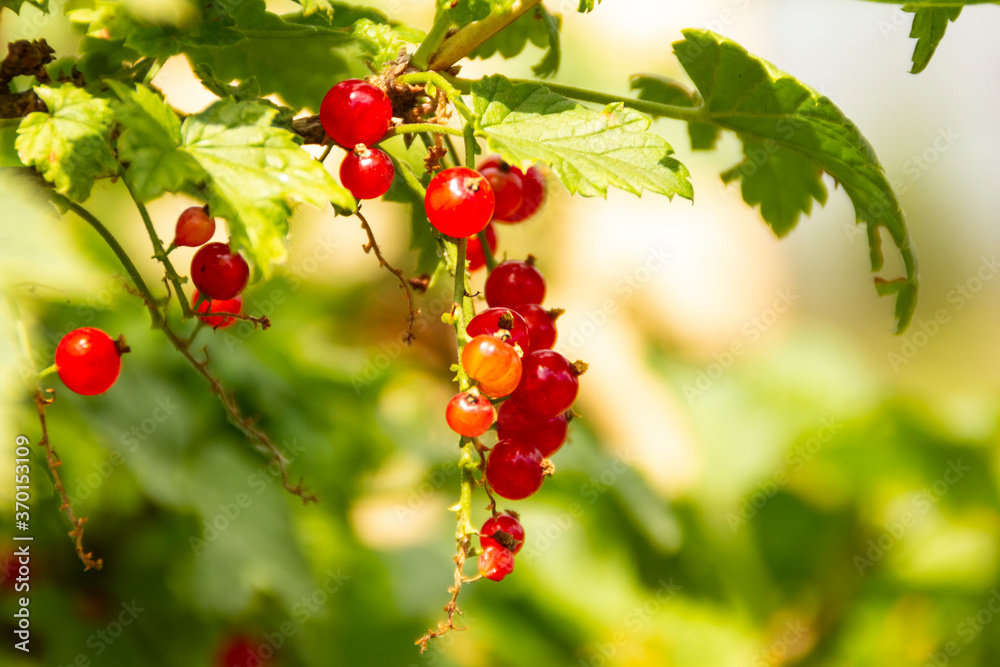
[320,79,396,201]
[444,256,584,582]
[171,205,249,329]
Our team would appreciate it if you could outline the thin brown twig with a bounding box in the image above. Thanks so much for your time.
[33,390,103,570]
[8,292,102,570]
[416,534,479,652]
[355,207,418,343]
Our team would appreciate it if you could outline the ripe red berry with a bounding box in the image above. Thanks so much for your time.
[512,304,558,352]
[191,242,249,301]
[55,327,125,395]
[485,260,546,309]
[486,439,544,500]
[216,635,267,667]
[424,167,495,238]
[467,307,531,353]
[496,399,568,457]
[320,79,393,148]
[445,390,495,437]
[193,290,242,329]
[502,165,546,223]
[467,222,497,272]
[480,512,525,554]
[173,205,215,247]
[461,335,522,398]
[511,350,580,419]
[478,544,515,582]
[340,146,394,200]
[479,162,524,221]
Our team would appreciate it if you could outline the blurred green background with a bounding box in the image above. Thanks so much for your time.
[3,1,1000,665]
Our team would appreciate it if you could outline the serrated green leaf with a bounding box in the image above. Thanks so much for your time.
[469,4,562,78]
[671,29,917,331]
[192,63,261,102]
[69,0,242,60]
[107,82,205,202]
[2,0,48,13]
[351,18,406,71]
[473,75,691,200]
[630,74,720,150]
[179,98,353,275]
[436,0,508,27]
[185,0,358,111]
[15,84,118,201]
[904,5,962,73]
[721,139,828,237]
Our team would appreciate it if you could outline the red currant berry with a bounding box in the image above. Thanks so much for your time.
[480,512,525,554]
[424,167,495,238]
[511,350,580,419]
[486,439,544,500]
[461,335,522,398]
[55,327,125,396]
[512,304,558,352]
[320,79,393,148]
[172,205,215,247]
[467,307,531,353]
[445,390,495,437]
[467,222,497,272]
[193,290,242,329]
[216,635,267,667]
[479,162,524,221]
[340,146,394,200]
[502,165,546,223]
[191,242,249,301]
[484,259,546,309]
[496,399,568,457]
[478,544,515,582]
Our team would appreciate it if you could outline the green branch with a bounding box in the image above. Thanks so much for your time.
[428,0,544,71]
[381,123,464,140]
[122,178,193,318]
[411,10,454,71]
[446,74,704,124]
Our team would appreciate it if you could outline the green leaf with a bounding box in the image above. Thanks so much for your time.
[290,0,335,17]
[185,0,359,111]
[436,0,509,27]
[15,84,118,201]
[473,75,691,200]
[107,82,205,201]
[469,4,562,78]
[179,98,354,274]
[68,0,242,60]
[1,0,47,12]
[351,18,407,71]
[670,29,917,331]
[577,0,601,11]
[629,74,719,150]
[721,140,828,237]
[904,5,962,73]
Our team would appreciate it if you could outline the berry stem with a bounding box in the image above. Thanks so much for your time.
[388,154,428,199]
[355,208,418,343]
[380,123,464,140]
[36,363,58,380]
[123,177,194,318]
[427,0,544,72]
[317,141,334,163]
[476,229,499,272]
